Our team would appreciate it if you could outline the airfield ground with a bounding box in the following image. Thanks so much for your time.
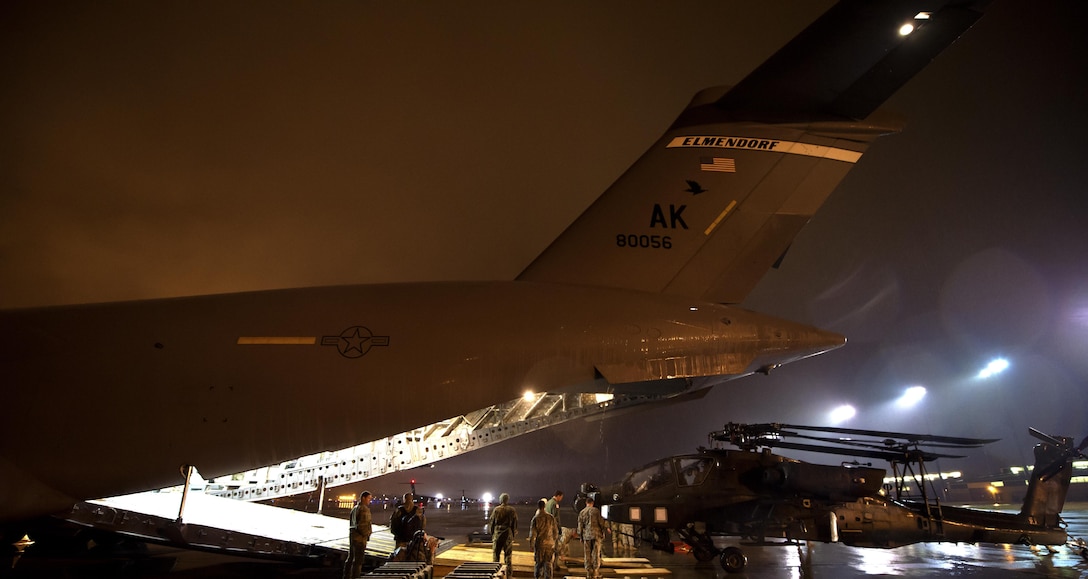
[8,503,1088,578]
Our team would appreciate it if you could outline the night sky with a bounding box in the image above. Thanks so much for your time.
[3,1,1087,501]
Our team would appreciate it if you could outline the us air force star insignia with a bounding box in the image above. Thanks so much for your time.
[320,326,390,358]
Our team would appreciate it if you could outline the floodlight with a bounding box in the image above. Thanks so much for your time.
[977,358,1009,379]
[829,404,856,424]
[896,386,927,408]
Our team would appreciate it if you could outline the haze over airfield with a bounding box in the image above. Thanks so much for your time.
[2,0,1086,497]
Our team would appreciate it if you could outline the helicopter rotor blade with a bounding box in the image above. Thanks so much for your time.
[1028,427,1065,447]
[780,424,998,447]
[754,440,963,462]
[780,431,898,451]
[1026,428,1088,482]
[1030,428,1072,480]
[714,422,996,465]
[782,430,992,452]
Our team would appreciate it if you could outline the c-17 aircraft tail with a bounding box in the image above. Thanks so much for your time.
[0,0,991,555]
[518,89,894,304]
[520,0,989,304]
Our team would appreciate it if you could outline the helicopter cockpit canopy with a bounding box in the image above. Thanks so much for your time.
[623,456,714,496]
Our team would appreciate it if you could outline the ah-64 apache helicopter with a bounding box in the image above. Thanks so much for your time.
[581,423,1087,573]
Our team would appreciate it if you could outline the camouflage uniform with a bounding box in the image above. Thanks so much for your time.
[489,493,519,576]
[529,506,558,579]
[544,494,572,568]
[578,501,608,579]
[344,492,372,579]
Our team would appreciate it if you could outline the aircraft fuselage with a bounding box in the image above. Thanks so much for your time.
[0,281,843,521]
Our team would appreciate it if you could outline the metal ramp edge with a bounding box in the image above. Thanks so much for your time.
[204,390,689,503]
[60,491,398,564]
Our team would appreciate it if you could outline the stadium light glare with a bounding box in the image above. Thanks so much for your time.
[896,386,927,408]
[977,358,1009,379]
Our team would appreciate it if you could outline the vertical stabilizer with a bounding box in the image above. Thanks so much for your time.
[517,99,897,304]
[517,0,989,304]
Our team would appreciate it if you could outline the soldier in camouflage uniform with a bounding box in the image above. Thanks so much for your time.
[529,499,559,579]
[344,491,372,579]
[488,493,519,577]
[544,490,571,570]
[577,496,608,579]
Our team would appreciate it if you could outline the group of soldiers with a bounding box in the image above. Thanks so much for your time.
[344,490,430,579]
[344,488,617,579]
[488,490,610,579]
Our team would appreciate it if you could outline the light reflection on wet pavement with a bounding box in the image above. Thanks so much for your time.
[8,503,1088,577]
[490,504,1088,579]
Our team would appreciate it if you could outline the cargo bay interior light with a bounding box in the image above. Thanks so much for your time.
[896,12,931,37]
[900,11,931,36]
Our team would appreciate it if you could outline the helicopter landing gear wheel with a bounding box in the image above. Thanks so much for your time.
[719,547,747,574]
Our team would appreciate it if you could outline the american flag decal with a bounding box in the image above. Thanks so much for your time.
[700,157,736,172]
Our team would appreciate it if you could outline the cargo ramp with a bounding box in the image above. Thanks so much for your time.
[203,390,685,503]
[61,491,404,565]
[54,388,689,565]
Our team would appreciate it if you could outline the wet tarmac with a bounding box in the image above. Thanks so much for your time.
[7,502,1088,578]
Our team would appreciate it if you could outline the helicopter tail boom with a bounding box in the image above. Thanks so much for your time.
[1019,430,1088,527]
